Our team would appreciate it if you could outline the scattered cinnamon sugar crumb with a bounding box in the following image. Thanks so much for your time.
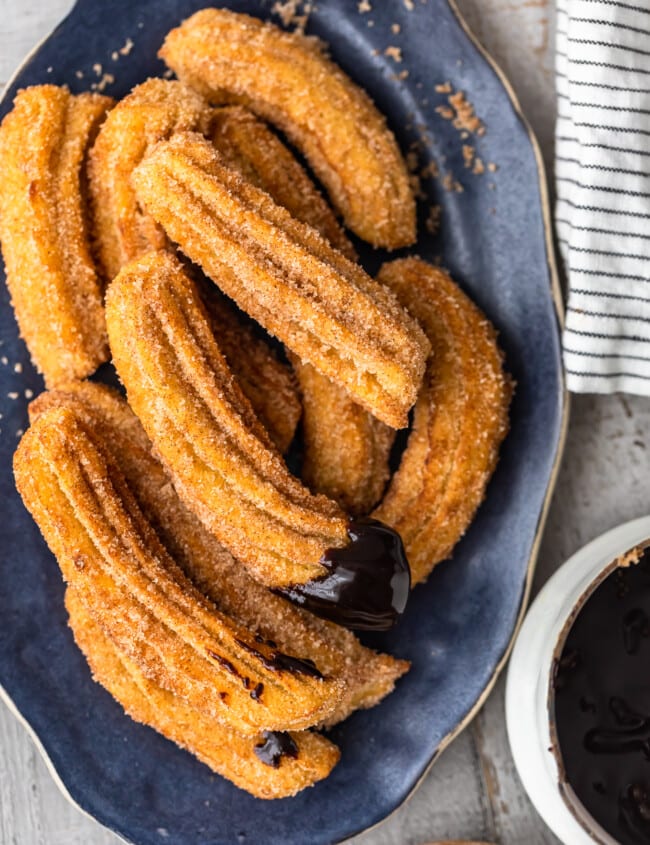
[119,38,134,56]
[163,68,174,79]
[384,46,403,62]
[473,156,485,175]
[435,81,452,94]
[420,161,439,180]
[13,362,22,374]
[425,205,441,235]
[449,90,485,135]
[111,51,119,61]
[24,389,33,399]
[403,0,414,9]
[358,0,371,11]
[75,70,84,79]
[367,19,375,26]
[436,106,455,120]
[462,145,474,169]
[272,0,313,32]
[391,70,409,81]
[488,162,498,172]
[442,173,464,193]
[8,392,19,400]
[92,63,102,77]
[1,357,7,366]
[91,73,115,93]
[391,23,401,33]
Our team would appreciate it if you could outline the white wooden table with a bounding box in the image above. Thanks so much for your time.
[3,1,646,842]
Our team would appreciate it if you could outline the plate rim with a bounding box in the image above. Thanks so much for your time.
[0,1,569,843]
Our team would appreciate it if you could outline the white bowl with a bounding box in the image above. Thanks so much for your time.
[505,516,650,845]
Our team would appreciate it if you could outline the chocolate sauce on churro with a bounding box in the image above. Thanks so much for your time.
[254,731,299,768]
[553,550,650,844]
[235,639,324,678]
[278,518,410,631]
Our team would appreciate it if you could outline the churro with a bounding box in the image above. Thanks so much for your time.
[200,288,301,453]
[87,78,211,280]
[296,361,395,515]
[66,588,340,798]
[132,132,429,428]
[0,85,112,386]
[160,8,416,248]
[15,407,343,733]
[106,251,411,629]
[207,106,391,507]
[373,258,512,584]
[31,381,408,725]
[210,106,355,260]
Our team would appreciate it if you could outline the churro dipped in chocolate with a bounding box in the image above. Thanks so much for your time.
[31,381,408,724]
[208,106,392,511]
[88,78,211,280]
[15,407,344,733]
[105,251,410,629]
[132,132,429,428]
[65,589,340,798]
[160,8,416,248]
[0,85,112,386]
[373,258,512,585]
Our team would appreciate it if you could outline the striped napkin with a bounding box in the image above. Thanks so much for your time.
[556,0,650,395]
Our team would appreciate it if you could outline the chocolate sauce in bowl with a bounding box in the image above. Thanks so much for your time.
[277,518,411,631]
[553,549,650,844]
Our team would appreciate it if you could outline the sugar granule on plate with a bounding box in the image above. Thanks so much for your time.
[8,392,19,400]
[435,81,452,94]
[92,63,102,76]
[442,173,463,193]
[391,23,401,33]
[24,389,33,399]
[1,357,8,365]
[403,0,414,9]
[473,156,485,175]
[358,0,372,12]
[13,362,22,373]
[488,162,498,172]
[75,70,84,79]
[384,46,402,62]
[272,0,313,32]
[425,205,441,235]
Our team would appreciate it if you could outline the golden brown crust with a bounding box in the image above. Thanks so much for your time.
[0,85,112,386]
[132,132,429,427]
[87,78,212,280]
[200,288,301,453]
[160,8,416,248]
[373,258,513,584]
[206,107,390,512]
[31,380,408,727]
[210,106,355,260]
[295,361,395,516]
[14,407,343,733]
[105,250,350,588]
[65,588,340,799]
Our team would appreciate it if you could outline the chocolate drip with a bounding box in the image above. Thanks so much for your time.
[277,518,411,631]
[236,639,323,678]
[253,731,299,768]
[553,550,650,845]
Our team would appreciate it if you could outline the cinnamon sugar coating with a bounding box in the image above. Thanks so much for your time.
[160,8,416,248]
[0,85,112,386]
[373,258,513,584]
[132,132,429,428]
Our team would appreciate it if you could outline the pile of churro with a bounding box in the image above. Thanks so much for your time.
[1,8,512,799]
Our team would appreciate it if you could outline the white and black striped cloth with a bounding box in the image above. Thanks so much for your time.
[557,0,650,395]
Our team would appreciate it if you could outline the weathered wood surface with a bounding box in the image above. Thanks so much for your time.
[0,1,626,843]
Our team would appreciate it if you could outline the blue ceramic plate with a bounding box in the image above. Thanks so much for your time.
[0,2,565,843]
